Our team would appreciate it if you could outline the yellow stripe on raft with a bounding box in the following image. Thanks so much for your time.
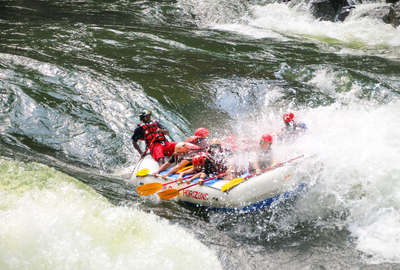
[221,177,244,192]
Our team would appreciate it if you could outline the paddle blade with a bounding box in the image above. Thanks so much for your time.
[221,177,244,192]
[136,183,163,196]
[158,188,180,200]
[136,168,150,177]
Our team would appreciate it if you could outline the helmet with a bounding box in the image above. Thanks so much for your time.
[210,138,222,145]
[192,154,206,167]
[139,110,151,121]
[261,134,273,143]
[283,112,294,123]
[194,127,209,138]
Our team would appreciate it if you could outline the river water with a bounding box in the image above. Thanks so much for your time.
[1,0,400,269]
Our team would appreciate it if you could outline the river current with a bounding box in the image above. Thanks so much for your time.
[1,0,400,269]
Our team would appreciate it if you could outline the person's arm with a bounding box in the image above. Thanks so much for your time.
[153,159,173,175]
[132,140,143,156]
[131,127,144,155]
[253,159,261,174]
[163,159,190,179]
[186,172,207,184]
[178,167,195,181]
[156,121,169,135]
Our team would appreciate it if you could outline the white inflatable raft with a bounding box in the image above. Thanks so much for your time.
[130,154,307,213]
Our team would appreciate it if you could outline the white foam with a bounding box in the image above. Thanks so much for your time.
[207,3,400,57]
[0,160,222,270]
[280,102,400,264]
[217,61,400,264]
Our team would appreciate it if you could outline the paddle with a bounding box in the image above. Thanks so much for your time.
[221,154,304,192]
[136,168,150,177]
[135,164,193,177]
[136,163,195,196]
[130,137,158,179]
[158,173,226,200]
[136,174,194,196]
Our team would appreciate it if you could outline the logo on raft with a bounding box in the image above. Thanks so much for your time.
[183,190,208,201]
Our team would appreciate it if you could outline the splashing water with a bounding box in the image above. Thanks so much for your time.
[0,159,222,270]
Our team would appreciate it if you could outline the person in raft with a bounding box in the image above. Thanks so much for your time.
[278,112,307,141]
[252,133,274,175]
[176,153,209,184]
[131,110,177,166]
[153,142,201,179]
[184,127,209,151]
[177,139,228,184]
[208,137,250,181]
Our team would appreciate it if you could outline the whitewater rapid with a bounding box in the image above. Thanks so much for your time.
[0,159,222,270]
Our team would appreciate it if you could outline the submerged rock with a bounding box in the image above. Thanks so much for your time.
[335,5,356,22]
[310,0,337,21]
[357,5,399,27]
[282,0,400,27]
[393,2,400,26]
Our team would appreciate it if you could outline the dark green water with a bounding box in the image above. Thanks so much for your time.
[1,0,400,269]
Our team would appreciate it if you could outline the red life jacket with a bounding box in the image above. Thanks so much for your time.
[138,120,167,146]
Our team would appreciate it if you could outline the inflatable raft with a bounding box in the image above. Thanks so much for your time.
[131,154,307,213]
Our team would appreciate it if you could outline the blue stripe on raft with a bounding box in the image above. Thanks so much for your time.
[181,183,306,213]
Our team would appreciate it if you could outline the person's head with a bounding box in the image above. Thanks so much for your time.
[194,127,209,138]
[192,154,206,170]
[208,138,223,154]
[260,134,273,149]
[174,142,188,156]
[283,112,294,126]
[139,110,152,123]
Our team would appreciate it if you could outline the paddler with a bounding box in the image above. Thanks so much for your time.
[277,112,307,141]
[131,110,177,166]
[177,139,228,184]
[152,142,201,179]
[252,133,274,174]
[184,127,209,151]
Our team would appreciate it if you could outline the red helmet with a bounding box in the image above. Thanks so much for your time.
[194,127,209,138]
[261,134,273,143]
[283,112,294,123]
[192,154,206,167]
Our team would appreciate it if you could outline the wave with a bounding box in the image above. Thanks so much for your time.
[184,1,400,58]
[0,158,222,270]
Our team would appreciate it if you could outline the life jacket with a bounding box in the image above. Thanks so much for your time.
[138,120,167,146]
